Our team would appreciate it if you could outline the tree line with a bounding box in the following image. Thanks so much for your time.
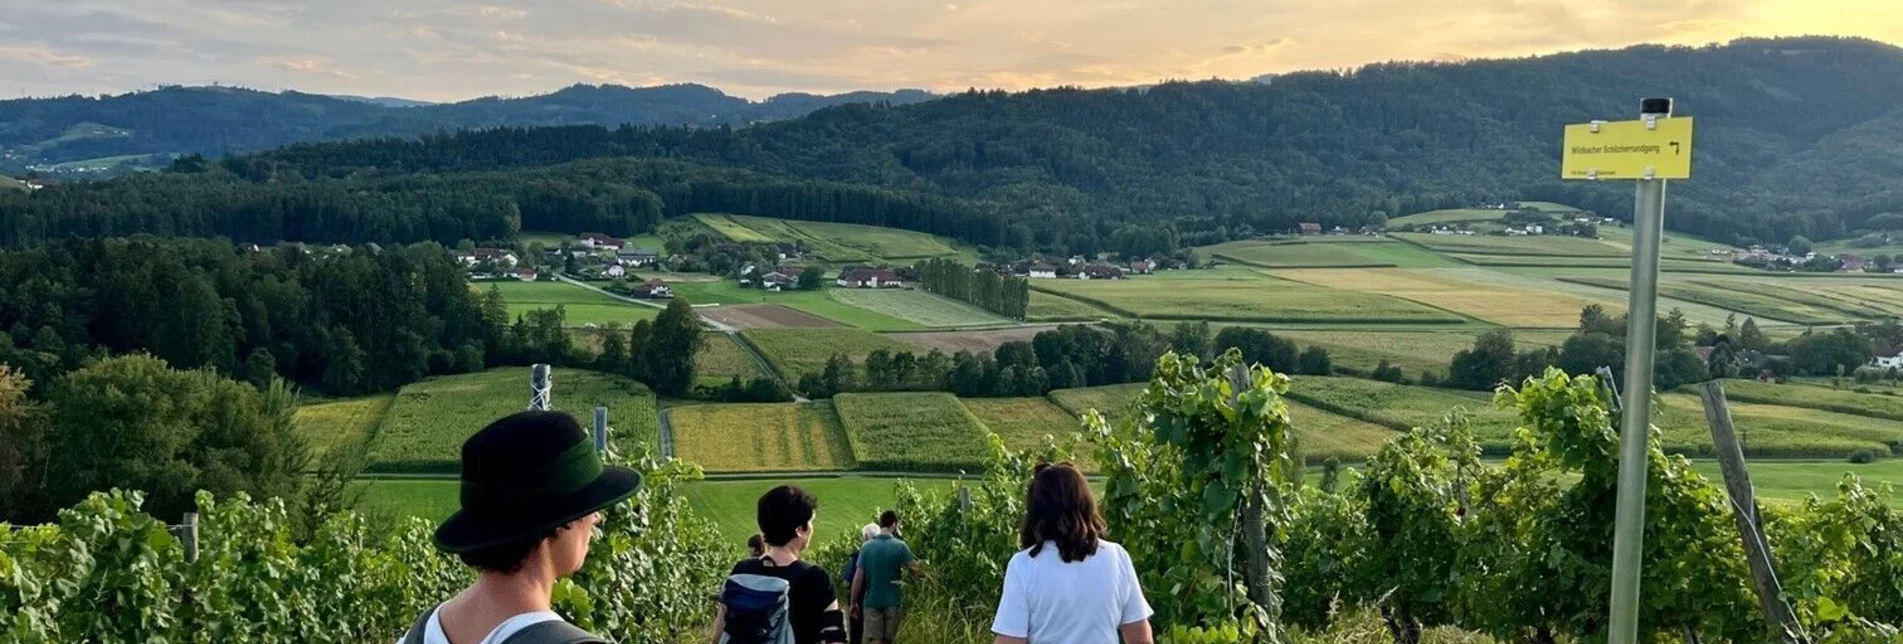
[796,321,1335,398]
[913,258,1030,320]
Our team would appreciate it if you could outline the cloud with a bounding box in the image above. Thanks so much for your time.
[257,56,359,79]
[0,45,94,68]
[477,5,528,19]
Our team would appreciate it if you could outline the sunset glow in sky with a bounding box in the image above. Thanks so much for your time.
[3,0,1899,100]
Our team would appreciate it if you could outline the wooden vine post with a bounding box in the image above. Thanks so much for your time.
[1230,363,1275,618]
[1695,380,1807,644]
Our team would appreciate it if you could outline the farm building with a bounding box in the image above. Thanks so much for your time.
[1841,255,1868,272]
[639,279,673,298]
[617,248,659,266]
[760,266,807,291]
[578,233,625,250]
[837,267,902,288]
[1078,265,1124,280]
[604,264,626,278]
[1129,259,1155,274]
[1028,263,1059,279]
[512,267,538,281]
[459,248,519,268]
[1299,222,1323,235]
[1873,349,1903,370]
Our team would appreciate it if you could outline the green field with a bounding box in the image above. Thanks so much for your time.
[1448,253,1750,273]
[293,395,395,461]
[1689,460,1903,508]
[350,479,461,523]
[741,328,923,379]
[1286,401,1401,461]
[0,176,26,192]
[696,334,764,380]
[1047,383,1149,428]
[365,368,659,473]
[825,289,1010,327]
[1204,239,1458,268]
[667,280,923,330]
[480,280,661,327]
[962,397,1092,467]
[695,213,962,263]
[1559,276,1860,324]
[1393,232,1631,257]
[671,402,855,472]
[1027,291,1111,321]
[1031,268,1467,325]
[682,477,967,540]
[1655,394,1903,459]
[833,392,992,471]
[1274,329,1573,380]
[1282,376,1518,446]
[517,231,573,247]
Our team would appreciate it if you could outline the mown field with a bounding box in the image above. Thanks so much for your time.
[697,213,962,262]
[1275,267,1609,327]
[364,368,659,473]
[695,334,764,381]
[668,280,921,330]
[1392,232,1631,257]
[832,392,991,471]
[1273,329,1573,379]
[293,394,395,461]
[1689,460,1903,508]
[1031,268,1467,325]
[741,328,922,379]
[1042,382,1396,460]
[1559,276,1865,324]
[1281,376,1518,446]
[480,280,660,327]
[670,402,854,471]
[1027,290,1110,321]
[1448,253,1751,273]
[1654,394,1903,459]
[1202,238,1457,268]
[825,289,1010,327]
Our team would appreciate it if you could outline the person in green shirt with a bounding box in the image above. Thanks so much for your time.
[850,510,927,644]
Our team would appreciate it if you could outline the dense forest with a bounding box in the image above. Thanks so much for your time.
[6,37,1903,253]
[0,84,935,171]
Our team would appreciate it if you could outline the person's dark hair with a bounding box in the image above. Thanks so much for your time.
[878,510,900,529]
[1019,462,1104,563]
[757,485,818,546]
[457,528,558,573]
[747,533,767,557]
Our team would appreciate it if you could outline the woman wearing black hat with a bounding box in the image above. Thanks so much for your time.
[398,410,643,644]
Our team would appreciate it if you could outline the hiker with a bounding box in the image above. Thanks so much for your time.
[991,463,1154,644]
[400,410,642,644]
[712,485,848,644]
[851,511,926,644]
[839,523,880,644]
[748,533,768,558]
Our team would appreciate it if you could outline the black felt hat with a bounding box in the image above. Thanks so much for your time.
[434,410,641,553]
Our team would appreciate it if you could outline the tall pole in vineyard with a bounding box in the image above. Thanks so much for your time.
[1559,99,1694,644]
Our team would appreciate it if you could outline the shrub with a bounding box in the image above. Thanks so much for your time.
[1849,449,1877,464]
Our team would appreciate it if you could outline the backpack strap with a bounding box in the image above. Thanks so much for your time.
[401,603,441,644]
[501,620,610,644]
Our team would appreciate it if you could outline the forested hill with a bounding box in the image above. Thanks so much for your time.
[241,36,1903,248]
[0,83,935,171]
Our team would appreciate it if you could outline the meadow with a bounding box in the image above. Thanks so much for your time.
[740,328,923,379]
[1653,394,1903,459]
[1273,329,1573,379]
[1280,376,1519,447]
[1285,401,1402,461]
[961,397,1095,468]
[1560,276,1858,325]
[667,280,921,330]
[1026,290,1111,321]
[669,402,855,472]
[1046,383,1148,427]
[698,213,962,262]
[1031,268,1468,325]
[1202,238,1457,268]
[292,394,395,461]
[694,334,765,381]
[1274,267,1609,327]
[832,392,992,471]
[364,368,659,473]
[1392,232,1631,257]
[479,280,660,327]
[824,289,1011,327]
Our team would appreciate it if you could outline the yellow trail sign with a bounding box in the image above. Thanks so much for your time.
[1560,116,1693,180]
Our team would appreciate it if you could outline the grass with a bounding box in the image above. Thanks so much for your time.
[1281,376,1518,448]
[1558,276,1857,325]
[832,392,992,471]
[670,402,855,472]
[478,280,660,328]
[1031,267,1467,325]
[1287,401,1400,461]
[1655,394,1903,459]
[824,289,1010,327]
[1393,232,1631,257]
[696,334,763,380]
[1047,383,1149,428]
[683,477,966,540]
[695,213,961,263]
[1203,238,1458,268]
[365,368,659,473]
[1720,380,1903,421]
[517,230,572,247]
[741,328,922,380]
[1027,291,1112,321]
[667,280,923,330]
[1689,460,1903,508]
[293,395,395,461]
[962,397,1094,468]
[349,479,460,523]
[1274,267,1610,327]
[1448,253,1752,272]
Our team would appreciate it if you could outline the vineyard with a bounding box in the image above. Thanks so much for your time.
[7,353,1903,643]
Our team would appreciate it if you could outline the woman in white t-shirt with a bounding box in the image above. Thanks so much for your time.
[990,462,1154,644]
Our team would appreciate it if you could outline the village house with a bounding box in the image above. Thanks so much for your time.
[512,267,538,281]
[604,264,627,278]
[1078,265,1124,280]
[639,278,672,298]
[757,266,805,291]
[1129,259,1155,274]
[1525,224,1544,235]
[837,267,902,288]
[1028,262,1059,279]
[462,248,518,268]
[1299,222,1323,235]
[616,248,659,267]
[577,233,625,250]
[1841,255,1868,272]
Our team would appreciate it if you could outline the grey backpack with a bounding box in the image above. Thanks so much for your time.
[402,605,608,644]
[719,566,796,644]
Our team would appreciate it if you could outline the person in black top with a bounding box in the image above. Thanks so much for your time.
[711,485,847,644]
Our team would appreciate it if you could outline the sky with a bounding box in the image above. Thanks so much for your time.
[0,0,1899,102]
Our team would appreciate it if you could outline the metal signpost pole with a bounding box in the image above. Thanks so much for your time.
[1607,97,1673,644]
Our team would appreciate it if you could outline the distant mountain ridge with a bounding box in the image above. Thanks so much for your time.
[0,83,936,171]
